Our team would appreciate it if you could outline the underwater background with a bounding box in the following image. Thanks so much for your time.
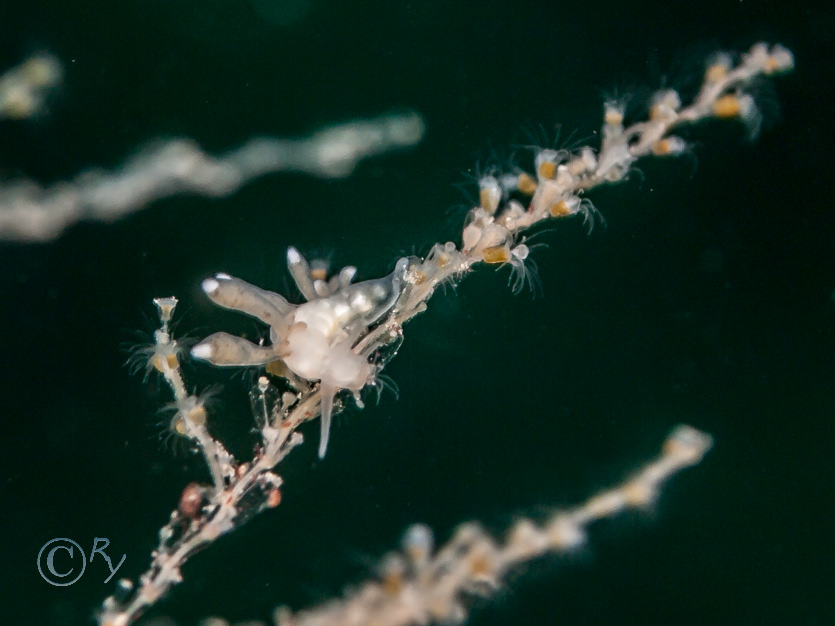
[1,0,833,624]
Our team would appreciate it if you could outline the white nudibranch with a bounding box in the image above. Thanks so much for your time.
[191,249,410,458]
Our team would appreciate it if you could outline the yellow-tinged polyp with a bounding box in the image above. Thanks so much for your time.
[482,245,510,264]
[712,94,742,118]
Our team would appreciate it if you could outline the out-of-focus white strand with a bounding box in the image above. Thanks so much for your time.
[0,108,424,242]
[263,425,712,626]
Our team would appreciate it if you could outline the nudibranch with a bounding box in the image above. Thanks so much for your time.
[191,247,410,458]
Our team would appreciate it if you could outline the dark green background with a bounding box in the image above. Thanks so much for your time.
[1,1,832,625]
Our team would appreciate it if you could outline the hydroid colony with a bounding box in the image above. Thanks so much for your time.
[86,42,793,626]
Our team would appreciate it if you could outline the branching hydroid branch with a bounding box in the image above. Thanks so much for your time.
[98,42,792,626]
